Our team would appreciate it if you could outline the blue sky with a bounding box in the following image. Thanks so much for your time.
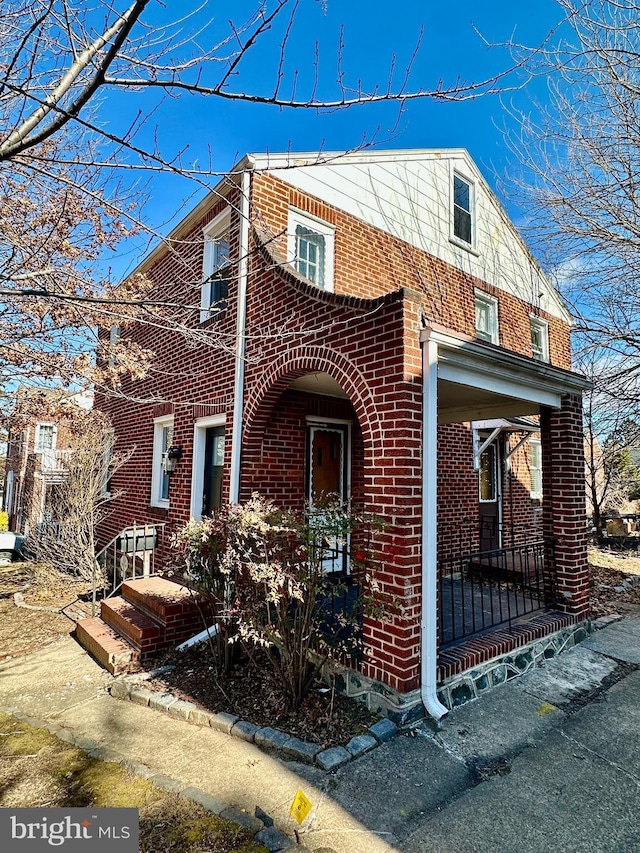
[106,0,568,275]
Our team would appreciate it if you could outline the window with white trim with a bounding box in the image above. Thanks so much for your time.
[530,316,549,362]
[201,209,231,321]
[475,291,499,344]
[151,415,174,507]
[530,438,543,499]
[287,210,335,291]
[479,443,497,502]
[453,172,473,246]
[35,423,56,452]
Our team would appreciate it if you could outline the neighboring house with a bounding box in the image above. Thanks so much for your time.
[94,149,590,720]
[3,390,93,534]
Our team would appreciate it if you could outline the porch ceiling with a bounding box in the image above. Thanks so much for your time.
[438,379,541,424]
[421,327,591,425]
[289,372,349,398]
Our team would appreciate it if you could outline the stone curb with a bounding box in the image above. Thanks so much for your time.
[110,667,399,772]
[4,709,292,850]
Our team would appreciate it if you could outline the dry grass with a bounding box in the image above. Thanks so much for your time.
[0,562,91,661]
[588,548,640,575]
[589,546,640,618]
[0,714,267,853]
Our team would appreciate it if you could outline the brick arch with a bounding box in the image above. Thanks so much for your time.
[243,346,383,456]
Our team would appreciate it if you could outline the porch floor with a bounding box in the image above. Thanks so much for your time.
[439,575,544,647]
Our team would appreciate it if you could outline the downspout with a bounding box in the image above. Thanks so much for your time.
[420,329,449,721]
[229,167,251,504]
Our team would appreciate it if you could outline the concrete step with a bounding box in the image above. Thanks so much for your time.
[122,577,204,645]
[75,617,137,675]
[101,596,162,657]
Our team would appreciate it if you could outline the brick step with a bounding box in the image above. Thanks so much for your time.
[75,617,137,675]
[122,577,204,645]
[101,596,162,656]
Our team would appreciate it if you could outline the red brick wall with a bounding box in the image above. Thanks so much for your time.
[251,173,571,370]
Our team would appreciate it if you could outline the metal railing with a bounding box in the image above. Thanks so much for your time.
[438,539,556,648]
[91,522,168,614]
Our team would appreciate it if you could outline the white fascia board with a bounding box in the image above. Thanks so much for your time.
[247,148,471,171]
[423,327,591,404]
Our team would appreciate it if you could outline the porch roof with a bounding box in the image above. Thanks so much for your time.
[420,327,591,425]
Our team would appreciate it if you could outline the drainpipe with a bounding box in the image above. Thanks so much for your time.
[420,329,449,721]
[229,167,251,504]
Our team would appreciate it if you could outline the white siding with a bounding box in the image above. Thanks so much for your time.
[261,151,568,322]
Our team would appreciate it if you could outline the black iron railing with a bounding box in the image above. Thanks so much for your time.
[438,539,556,648]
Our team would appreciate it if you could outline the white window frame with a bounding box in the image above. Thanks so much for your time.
[451,170,475,249]
[474,290,499,345]
[189,414,227,520]
[530,316,549,363]
[529,438,543,499]
[287,208,335,292]
[151,415,174,508]
[34,423,56,453]
[200,208,231,322]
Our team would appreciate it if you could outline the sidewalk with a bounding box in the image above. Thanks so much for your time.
[1,608,640,852]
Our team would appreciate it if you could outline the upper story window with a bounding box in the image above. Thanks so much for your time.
[287,209,335,291]
[530,316,549,362]
[201,208,231,322]
[475,291,498,344]
[151,415,174,507]
[35,423,56,452]
[453,173,473,246]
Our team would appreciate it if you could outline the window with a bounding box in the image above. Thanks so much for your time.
[475,291,498,344]
[530,439,543,499]
[530,317,549,362]
[287,210,335,291]
[35,424,55,452]
[453,173,473,245]
[479,443,497,502]
[108,326,120,366]
[201,209,231,321]
[151,415,174,507]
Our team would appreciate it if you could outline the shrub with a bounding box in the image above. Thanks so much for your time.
[171,494,389,710]
[0,511,8,532]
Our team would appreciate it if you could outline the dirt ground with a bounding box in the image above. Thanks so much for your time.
[0,562,90,660]
[588,546,640,617]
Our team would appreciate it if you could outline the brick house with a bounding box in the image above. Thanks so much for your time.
[94,149,590,720]
[3,390,93,535]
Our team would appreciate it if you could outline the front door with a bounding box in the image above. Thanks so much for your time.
[479,438,502,551]
[307,422,350,574]
[202,426,225,517]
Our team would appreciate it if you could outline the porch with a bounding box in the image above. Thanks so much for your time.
[439,538,556,648]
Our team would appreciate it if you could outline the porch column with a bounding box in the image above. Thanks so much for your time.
[540,393,589,618]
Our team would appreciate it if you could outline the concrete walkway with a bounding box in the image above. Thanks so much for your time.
[1,608,640,852]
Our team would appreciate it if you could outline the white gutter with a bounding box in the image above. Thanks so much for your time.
[420,330,449,721]
[229,168,251,503]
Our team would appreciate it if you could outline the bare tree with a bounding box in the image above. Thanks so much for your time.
[507,1,640,390]
[580,351,640,534]
[26,409,132,582]
[0,1,526,395]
